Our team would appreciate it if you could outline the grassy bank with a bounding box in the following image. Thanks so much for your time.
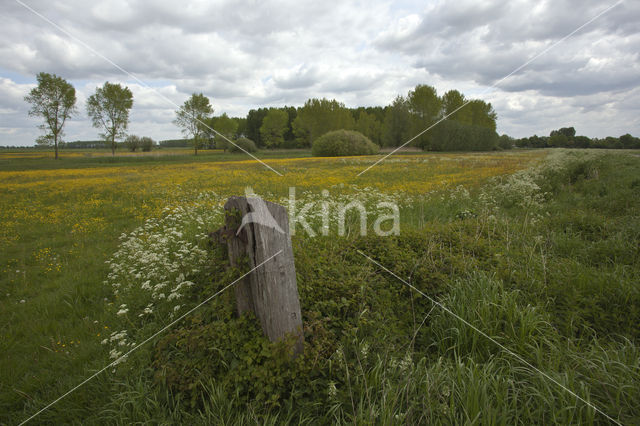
[1,149,639,424]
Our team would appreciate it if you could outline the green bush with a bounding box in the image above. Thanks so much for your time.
[228,137,258,153]
[140,136,154,152]
[427,120,499,151]
[497,134,513,150]
[311,130,379,157]
[125,135,141,152]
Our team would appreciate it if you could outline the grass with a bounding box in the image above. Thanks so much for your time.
[1,148,639,424]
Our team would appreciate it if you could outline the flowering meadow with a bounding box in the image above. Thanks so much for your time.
[1,148,639,424]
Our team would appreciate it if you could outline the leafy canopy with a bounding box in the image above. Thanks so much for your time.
[260,108,289,148]
[311,129,379,157]
[292,98,355,147]
[174,93,213,154]
[24,72,77,158]
[204,113,238,150]
[86,82,134,154]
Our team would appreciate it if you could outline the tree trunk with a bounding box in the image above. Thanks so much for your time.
[220,196,304,356]
[54,134,59,160]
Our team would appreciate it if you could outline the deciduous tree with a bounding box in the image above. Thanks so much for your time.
[441,89,466,121]
[355,111,383,145]
[292,98,355,147]
[24,72,77,159]
[382,96,411,147]
[464,99,497,131]
[245,108,269,146]
[124,134,141,152]
[407,84,442,147]
[87,82,134,156]
[207,113,238,150]
[260,109,289,148]
[173,93,213,155]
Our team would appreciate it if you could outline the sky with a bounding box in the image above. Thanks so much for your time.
[1,0,639,146]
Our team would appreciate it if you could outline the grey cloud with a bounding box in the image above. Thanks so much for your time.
[273,66,319,90]
[1,0,639,146]
[376,0,640,97]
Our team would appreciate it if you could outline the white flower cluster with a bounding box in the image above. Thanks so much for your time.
[102,196,225,358]
[480,150,586,218]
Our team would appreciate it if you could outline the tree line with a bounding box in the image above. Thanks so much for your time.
[514,127,640,150]
[171,84,501,155]
[24,72,138,159]
[24,72,500,157]
[23,71,638,158]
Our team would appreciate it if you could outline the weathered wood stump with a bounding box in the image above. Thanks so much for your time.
[216,196,304,356]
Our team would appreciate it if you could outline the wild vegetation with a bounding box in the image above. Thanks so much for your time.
[86,82,134,156]
[515,126,640,150]
[22,72,502,155]
[23,72,77,159]
[311,130,379,157]
[20,71,637,157]
[1,148,639,424]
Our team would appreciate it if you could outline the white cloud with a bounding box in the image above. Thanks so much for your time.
[1,0,639,145]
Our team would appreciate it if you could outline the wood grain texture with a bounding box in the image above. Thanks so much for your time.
[223,196,304,356]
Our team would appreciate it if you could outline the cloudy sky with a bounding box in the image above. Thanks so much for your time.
[1,0,639,146]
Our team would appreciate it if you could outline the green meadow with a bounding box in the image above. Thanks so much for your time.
[1,148,639,424]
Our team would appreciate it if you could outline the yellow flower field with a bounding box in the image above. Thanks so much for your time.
[5,148,640,425]
[0,150,544,249]
[0,151,543,240]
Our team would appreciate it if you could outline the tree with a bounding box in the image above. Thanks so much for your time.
[355,111,383,145]
[463,99,497,131]
[497,134,514,150]
[557,127,576,139]
[140,136,154,152]
[87,82,134,156]
[574,135,592,148]
[620,133,640,149]
[124,135,141,152]
[382,96,411,147]
[245,108,269,146]
[234,117,247,138]
[441,89,466,121]
[292,98,355,147]
[407,84,442,148]
[173,93,213,155]
[260,109,289,148]
[430,120,498,151]
[24,72,77,159]
[208,113,238,150]
[283,106,298,147]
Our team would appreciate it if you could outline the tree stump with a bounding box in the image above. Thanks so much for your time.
[218,196,304,356]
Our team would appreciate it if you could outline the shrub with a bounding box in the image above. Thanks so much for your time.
[140,136,154,152]
[427,120,499,151]
[228,137,258,153]
[497,134,513,150]
[311,130,379,157]
[125,135,141,152]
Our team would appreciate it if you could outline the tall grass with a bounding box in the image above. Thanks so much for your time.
[2,149,639,424]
